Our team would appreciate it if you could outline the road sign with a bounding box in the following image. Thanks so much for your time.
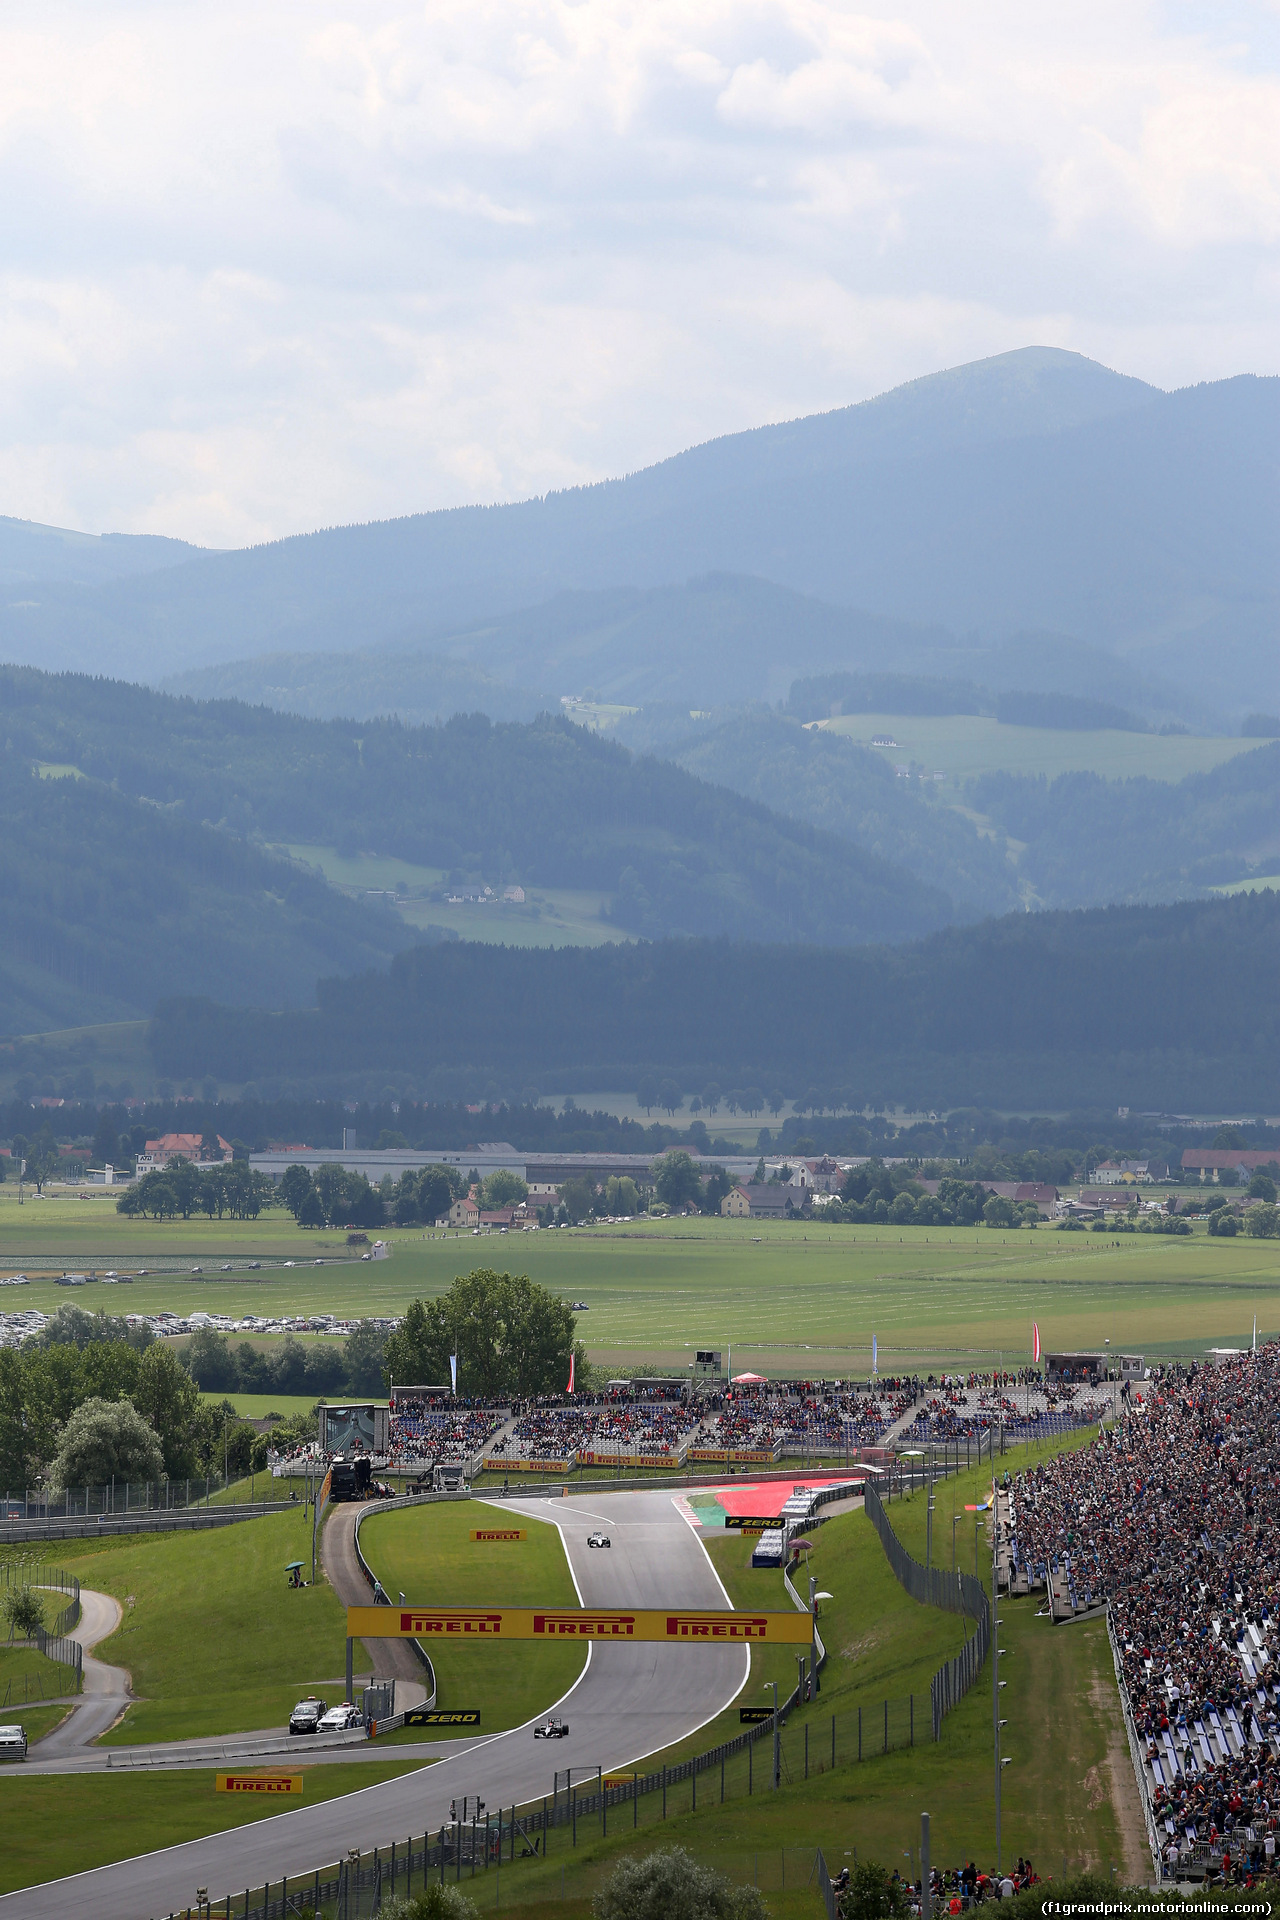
[471,1529,526,1542]
[216,1773,304,1795]
[346,1605,813,1646]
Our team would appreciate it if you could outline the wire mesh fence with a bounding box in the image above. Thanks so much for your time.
[156,1831,848,1918]
[862,1480,990,1739]
[3,1480,294,1519]
[1,1562,83,1692]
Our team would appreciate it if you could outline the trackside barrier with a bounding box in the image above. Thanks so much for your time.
[862,1480,990,1739]
[350,1501,437,1709]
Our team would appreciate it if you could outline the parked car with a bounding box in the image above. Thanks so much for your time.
[0,1724,27,1762]
[289,1697,327,1735]
[318,1704,363,1732]
[586,1533,610,1548]
[533,1716,569,1739]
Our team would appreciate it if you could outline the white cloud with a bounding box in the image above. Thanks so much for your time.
[0,0,1274,543]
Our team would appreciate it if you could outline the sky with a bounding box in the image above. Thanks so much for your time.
[0,0,1277,546]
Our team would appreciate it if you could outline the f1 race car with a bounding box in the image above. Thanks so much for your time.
[586,1533,611,1548]
[533,1716,570,1739]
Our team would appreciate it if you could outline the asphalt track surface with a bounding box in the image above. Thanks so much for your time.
[26,1587,130,1757]
[1,1489,750,1920]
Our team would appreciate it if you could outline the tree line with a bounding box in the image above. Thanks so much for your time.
[150,890,1280,1112]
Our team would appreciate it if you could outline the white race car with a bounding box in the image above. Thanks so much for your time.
[533,1716,570,1739]
[586,1533,611,1548]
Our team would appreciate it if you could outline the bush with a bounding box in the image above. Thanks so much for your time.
[592,1847,768,1920]
[379,1888,476,1920]
[1246,1202,1280,1238]
[837,1861,910,1920]
[1208,1209,1239,1236]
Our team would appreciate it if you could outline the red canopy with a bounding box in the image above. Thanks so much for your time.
[731,1371,766,1383]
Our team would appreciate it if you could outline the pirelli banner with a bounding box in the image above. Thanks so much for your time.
[481,1458,575,1475]
[577,1452,685,1471]
[347,1605,813,1647]
[687,1446,782,1466]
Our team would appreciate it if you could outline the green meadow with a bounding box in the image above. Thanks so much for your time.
[3,1189,1277,1373]
[819,711,1259,784]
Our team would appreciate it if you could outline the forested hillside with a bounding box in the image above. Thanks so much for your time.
[0,757,412,1032]
[149,891,1280,1112]
[667,713,1022,916]
[0,669,961,1004]
[969,744,1280,903]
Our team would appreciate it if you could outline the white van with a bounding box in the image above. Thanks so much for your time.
[0,1725,28,1761]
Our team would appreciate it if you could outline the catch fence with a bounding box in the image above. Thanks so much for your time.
[862,1480,991,1739]
[158,1845,845,1918]
[0,1562,83,1694]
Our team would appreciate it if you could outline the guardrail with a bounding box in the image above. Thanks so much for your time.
[350,1500,436,1709]
[862,1480,990,1740]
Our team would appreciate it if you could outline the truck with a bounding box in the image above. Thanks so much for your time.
[328,1456,373,1502]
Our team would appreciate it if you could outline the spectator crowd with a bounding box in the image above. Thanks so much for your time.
[1010,1345,1280,1882]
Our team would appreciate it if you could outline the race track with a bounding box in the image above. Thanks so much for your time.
[1,1489,750,1920]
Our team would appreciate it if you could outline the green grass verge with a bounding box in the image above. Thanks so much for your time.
[0,1759,431,1897]
[59,1506,349,1744]
[357,1500,587,1733]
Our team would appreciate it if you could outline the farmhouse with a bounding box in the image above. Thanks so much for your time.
[135,1132,232,1174]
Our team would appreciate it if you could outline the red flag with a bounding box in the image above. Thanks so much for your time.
[567,1351,575,1394]
[1032,1322,1041,1364]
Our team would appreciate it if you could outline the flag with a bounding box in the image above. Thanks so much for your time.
[872,1334,878,1373]
[567,1350,575,1394]
[1254,1316,1258,1353]
[449,1353,457,1393]
[1032,1322,1041,1365]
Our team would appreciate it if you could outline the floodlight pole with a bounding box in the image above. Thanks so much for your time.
[809,1575,820,1694]
[921,1811,931,1920]
[345,1635,354,1705]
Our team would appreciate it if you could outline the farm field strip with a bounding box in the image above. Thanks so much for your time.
[818,711,1260,783]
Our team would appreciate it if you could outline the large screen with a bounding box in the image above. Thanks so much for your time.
[320,1404,388,1453]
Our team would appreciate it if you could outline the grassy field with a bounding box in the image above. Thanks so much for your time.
[269,841,633,950]
[3,1193,1277,1373]
[358,1499,587,1732]
[56,1505,350,1744]
[0,1758,431,1898]
[818,712,1260,784]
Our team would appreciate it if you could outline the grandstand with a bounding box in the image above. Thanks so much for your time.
[1008,1345,1280,1884]
[386,1388,507,1475]
[484,1389,701,1471]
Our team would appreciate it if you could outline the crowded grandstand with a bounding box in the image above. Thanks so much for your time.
[1008,1345,1280,1882]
